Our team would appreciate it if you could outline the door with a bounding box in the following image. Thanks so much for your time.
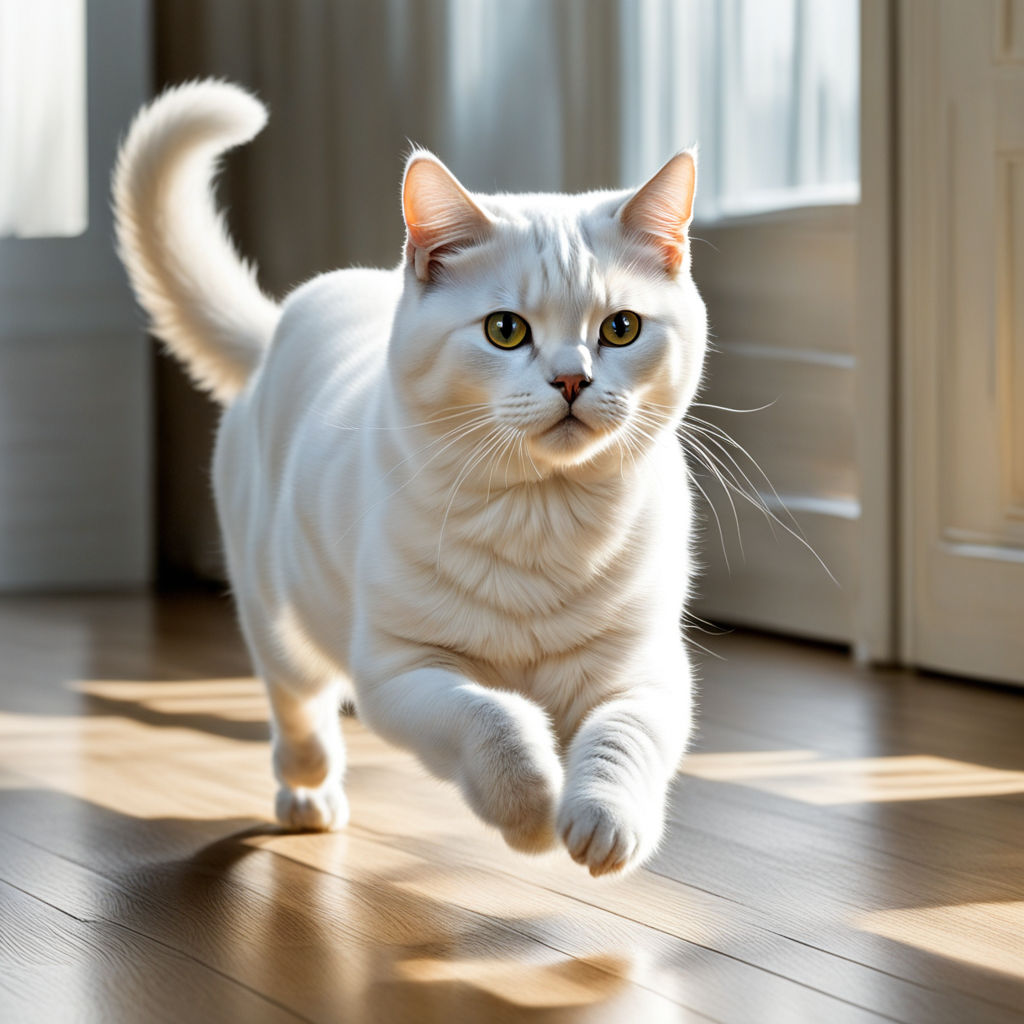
[901,0,1024,684]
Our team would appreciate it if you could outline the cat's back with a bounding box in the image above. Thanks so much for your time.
[222,266,399,469]
[216,266,400,527]
[263,267,400,411]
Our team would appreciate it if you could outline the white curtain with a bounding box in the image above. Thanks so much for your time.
[621,0,859,219]
[443,0,626,194]
[0,0,87,237]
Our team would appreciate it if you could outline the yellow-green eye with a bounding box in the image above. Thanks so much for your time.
[599,310,641,347]
[485,311,530,350]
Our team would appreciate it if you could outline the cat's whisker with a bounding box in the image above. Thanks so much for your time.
[635,402,833,582]
[622,414,670,452]
[436,426,510,568]
[521,434,543,482]
[341,412,502,559]
[436,433,496,536]
[682,422,797,537]
[680,429,837,584]
[514,433,537,486]
[617,423,644,477]
[689,233,720,254]
[612,422,636,472]
[486,426,520,503]
[485,428,504,502]
[484,427,519,486]
[511,430,529,488]
[685,464,732,573]
[684,629,726,660]
[683,608,732,637]
[690,400,778,415]
[367,414,496,494]
[442,425,505,506]
[499,427,523,487]
[615,434,634,476]
[332,416,496,551]
[682,417,801,538]
[678,432,746,560]
[623,408,734,569]
[681,415,804,536]
[506,434,522,490]
[324,403,493,433]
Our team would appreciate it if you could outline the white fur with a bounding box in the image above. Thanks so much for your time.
[114,81,708,876]
[112,81,280,402]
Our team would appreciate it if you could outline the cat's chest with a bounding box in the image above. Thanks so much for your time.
[427,477,636,592]
[376,479,654,665]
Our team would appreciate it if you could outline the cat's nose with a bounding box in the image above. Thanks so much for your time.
[550,373,592,405]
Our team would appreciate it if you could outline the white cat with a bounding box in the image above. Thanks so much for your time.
[113,81,707,877]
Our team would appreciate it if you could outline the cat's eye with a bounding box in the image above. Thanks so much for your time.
[599,310,641,347]
[485,311,531,350]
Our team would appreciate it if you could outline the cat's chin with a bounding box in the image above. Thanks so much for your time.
[529,413,612,468]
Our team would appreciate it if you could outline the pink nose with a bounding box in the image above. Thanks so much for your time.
[550,373,591,404]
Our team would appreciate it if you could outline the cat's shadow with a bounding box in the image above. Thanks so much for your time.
[3,786,633,1021]
[176,822,634,1020]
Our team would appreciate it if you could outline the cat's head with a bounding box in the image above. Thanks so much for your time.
[389,150,707,477]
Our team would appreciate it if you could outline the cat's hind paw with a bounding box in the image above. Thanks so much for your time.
[557,794,658,877]
[275,783,349,832]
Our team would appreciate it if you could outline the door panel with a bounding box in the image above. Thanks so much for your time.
[901,0,1024,684]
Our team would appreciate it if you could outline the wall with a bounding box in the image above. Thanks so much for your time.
[0,1,152,590]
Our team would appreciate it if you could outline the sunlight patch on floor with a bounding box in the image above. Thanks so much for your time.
[682,751,1024,803]
[395,954,628,1008]
[854,901,1024,978]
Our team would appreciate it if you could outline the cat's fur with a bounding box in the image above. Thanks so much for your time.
[113,81,707,876]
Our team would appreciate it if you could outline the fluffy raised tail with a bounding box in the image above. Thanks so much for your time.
[112,80,280,404]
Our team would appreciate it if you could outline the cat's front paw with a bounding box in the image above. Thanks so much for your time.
[493,768,561,854]
[460,697,564,854]
[557,792,660,877]
[275,783,349,832]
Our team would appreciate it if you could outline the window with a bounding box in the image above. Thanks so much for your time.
[0,0,87,238]
[621,0,859,221]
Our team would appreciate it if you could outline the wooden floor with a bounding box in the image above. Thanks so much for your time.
[1,593,1022,1023]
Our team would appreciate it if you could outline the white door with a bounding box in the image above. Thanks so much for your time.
[900,0,1024,685]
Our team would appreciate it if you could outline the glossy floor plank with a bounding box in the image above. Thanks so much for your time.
[0,593,1022,1023]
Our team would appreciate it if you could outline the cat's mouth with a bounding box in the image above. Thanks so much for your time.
[529,409,619,467]
[537,410,597,450]
[549,411,589,432]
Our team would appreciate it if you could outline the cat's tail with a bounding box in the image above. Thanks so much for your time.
[112,80,280,405]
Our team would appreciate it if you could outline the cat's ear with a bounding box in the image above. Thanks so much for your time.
[402,152,493,282]
[618,150,697,274]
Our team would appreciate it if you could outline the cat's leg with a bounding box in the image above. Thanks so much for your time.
[235,601,348,831]
[557,648,693,877]
[357,666,563,852]
[266,674,349,831]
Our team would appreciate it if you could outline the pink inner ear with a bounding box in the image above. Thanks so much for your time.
[402,156,491,278]
[620,151,697,273]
